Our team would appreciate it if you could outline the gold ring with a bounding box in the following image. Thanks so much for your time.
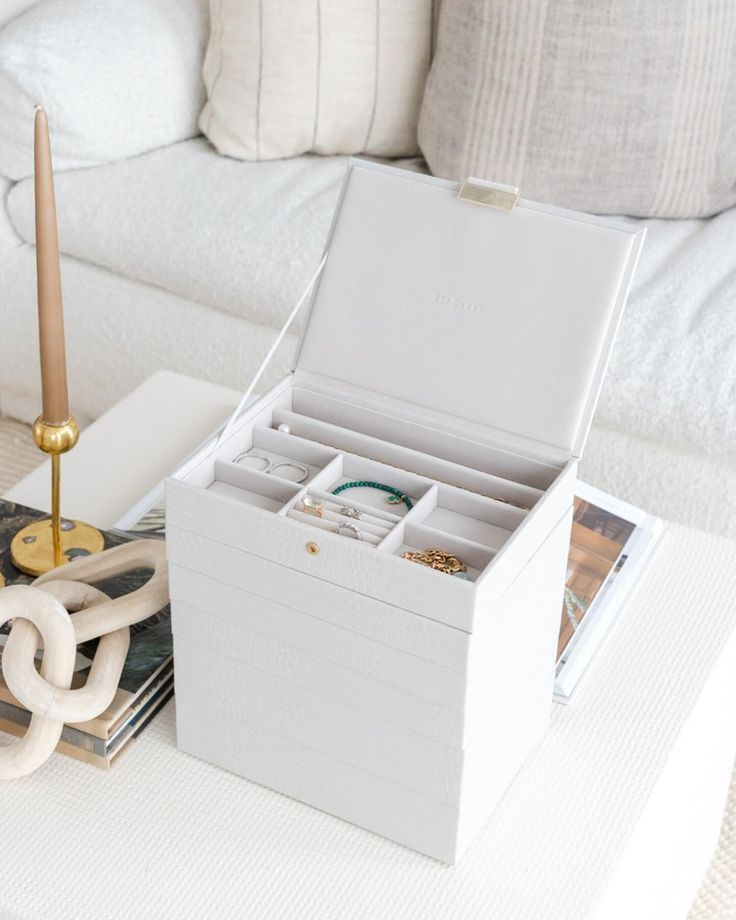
[301,496,325,518]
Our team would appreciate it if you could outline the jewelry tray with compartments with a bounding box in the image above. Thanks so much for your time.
[165,160,645,864]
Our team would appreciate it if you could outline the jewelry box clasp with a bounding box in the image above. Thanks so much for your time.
[457,178,520,213]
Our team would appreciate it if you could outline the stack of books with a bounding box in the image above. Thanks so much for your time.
[555,482,663,700]
[0,499,172,768]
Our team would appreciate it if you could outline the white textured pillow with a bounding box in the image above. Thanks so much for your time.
[0,0,209,180]
[200,0,433,160]
[419,0,736,218]
[0,0,40,29]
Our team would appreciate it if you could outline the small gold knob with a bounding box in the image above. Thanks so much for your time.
[306,542,320,555]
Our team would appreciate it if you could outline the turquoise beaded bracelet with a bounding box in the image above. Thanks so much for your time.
[331,480,413,511]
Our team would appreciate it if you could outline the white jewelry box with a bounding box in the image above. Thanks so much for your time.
[165,160,644,864]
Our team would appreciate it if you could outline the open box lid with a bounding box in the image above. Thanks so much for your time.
[291,160,644,463]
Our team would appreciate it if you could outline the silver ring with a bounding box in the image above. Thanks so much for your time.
[270,459,310,484]
[336,521,362,541]
[232,448,272,473]
[339,506,361,519]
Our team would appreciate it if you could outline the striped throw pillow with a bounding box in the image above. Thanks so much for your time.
[418,0,736,218]
[200,0,434,160]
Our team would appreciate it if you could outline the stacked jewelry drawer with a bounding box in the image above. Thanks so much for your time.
[165,160,644,863]
[168,380,577,863]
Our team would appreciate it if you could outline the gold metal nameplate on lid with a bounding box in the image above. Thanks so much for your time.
[458,179,520,212]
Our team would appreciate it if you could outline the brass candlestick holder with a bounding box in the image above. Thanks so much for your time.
[10,415,104,576]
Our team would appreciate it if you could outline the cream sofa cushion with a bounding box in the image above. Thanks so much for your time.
[418,0,736,218]
[6,139,346,330]
[200,0,432,160]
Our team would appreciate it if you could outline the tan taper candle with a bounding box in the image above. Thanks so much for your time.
[34,106,69,426]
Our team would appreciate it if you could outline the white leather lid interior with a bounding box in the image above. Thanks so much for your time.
[295,161,644,458]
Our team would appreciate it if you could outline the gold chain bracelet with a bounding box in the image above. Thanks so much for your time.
[401,548,467,576]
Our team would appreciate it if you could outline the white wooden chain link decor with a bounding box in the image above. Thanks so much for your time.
[0,540,169,779]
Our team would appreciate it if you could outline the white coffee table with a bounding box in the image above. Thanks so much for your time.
[3,372,735,920]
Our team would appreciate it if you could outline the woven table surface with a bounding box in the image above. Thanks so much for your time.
[0,416,734,919]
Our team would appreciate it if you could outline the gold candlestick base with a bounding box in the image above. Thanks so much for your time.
[10,518,105,577]
[9,415,104,576]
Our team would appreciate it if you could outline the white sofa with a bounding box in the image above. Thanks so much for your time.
[1,0,735,539]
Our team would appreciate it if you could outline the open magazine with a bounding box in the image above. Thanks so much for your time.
[115,478,663,704]
[555,481,663,701]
